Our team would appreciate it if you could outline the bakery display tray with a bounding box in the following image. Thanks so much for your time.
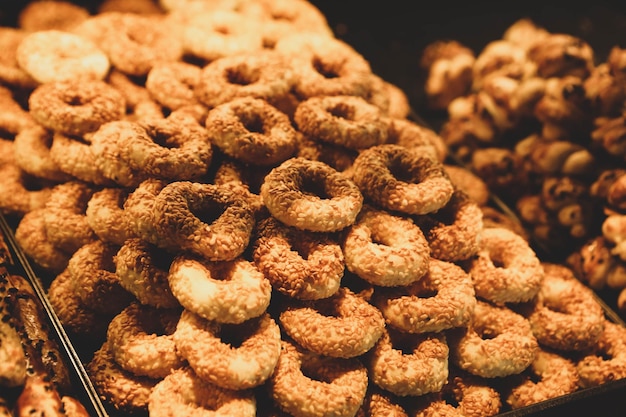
[3,204,626,417]
[2,1,626,415]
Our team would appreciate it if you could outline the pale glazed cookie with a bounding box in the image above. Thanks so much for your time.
[16,30,110,83]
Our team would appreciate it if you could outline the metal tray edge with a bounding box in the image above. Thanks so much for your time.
[0,213,110,417]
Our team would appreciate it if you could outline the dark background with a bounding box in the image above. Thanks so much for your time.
[309,0,626,116]
[2,1,626,416]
